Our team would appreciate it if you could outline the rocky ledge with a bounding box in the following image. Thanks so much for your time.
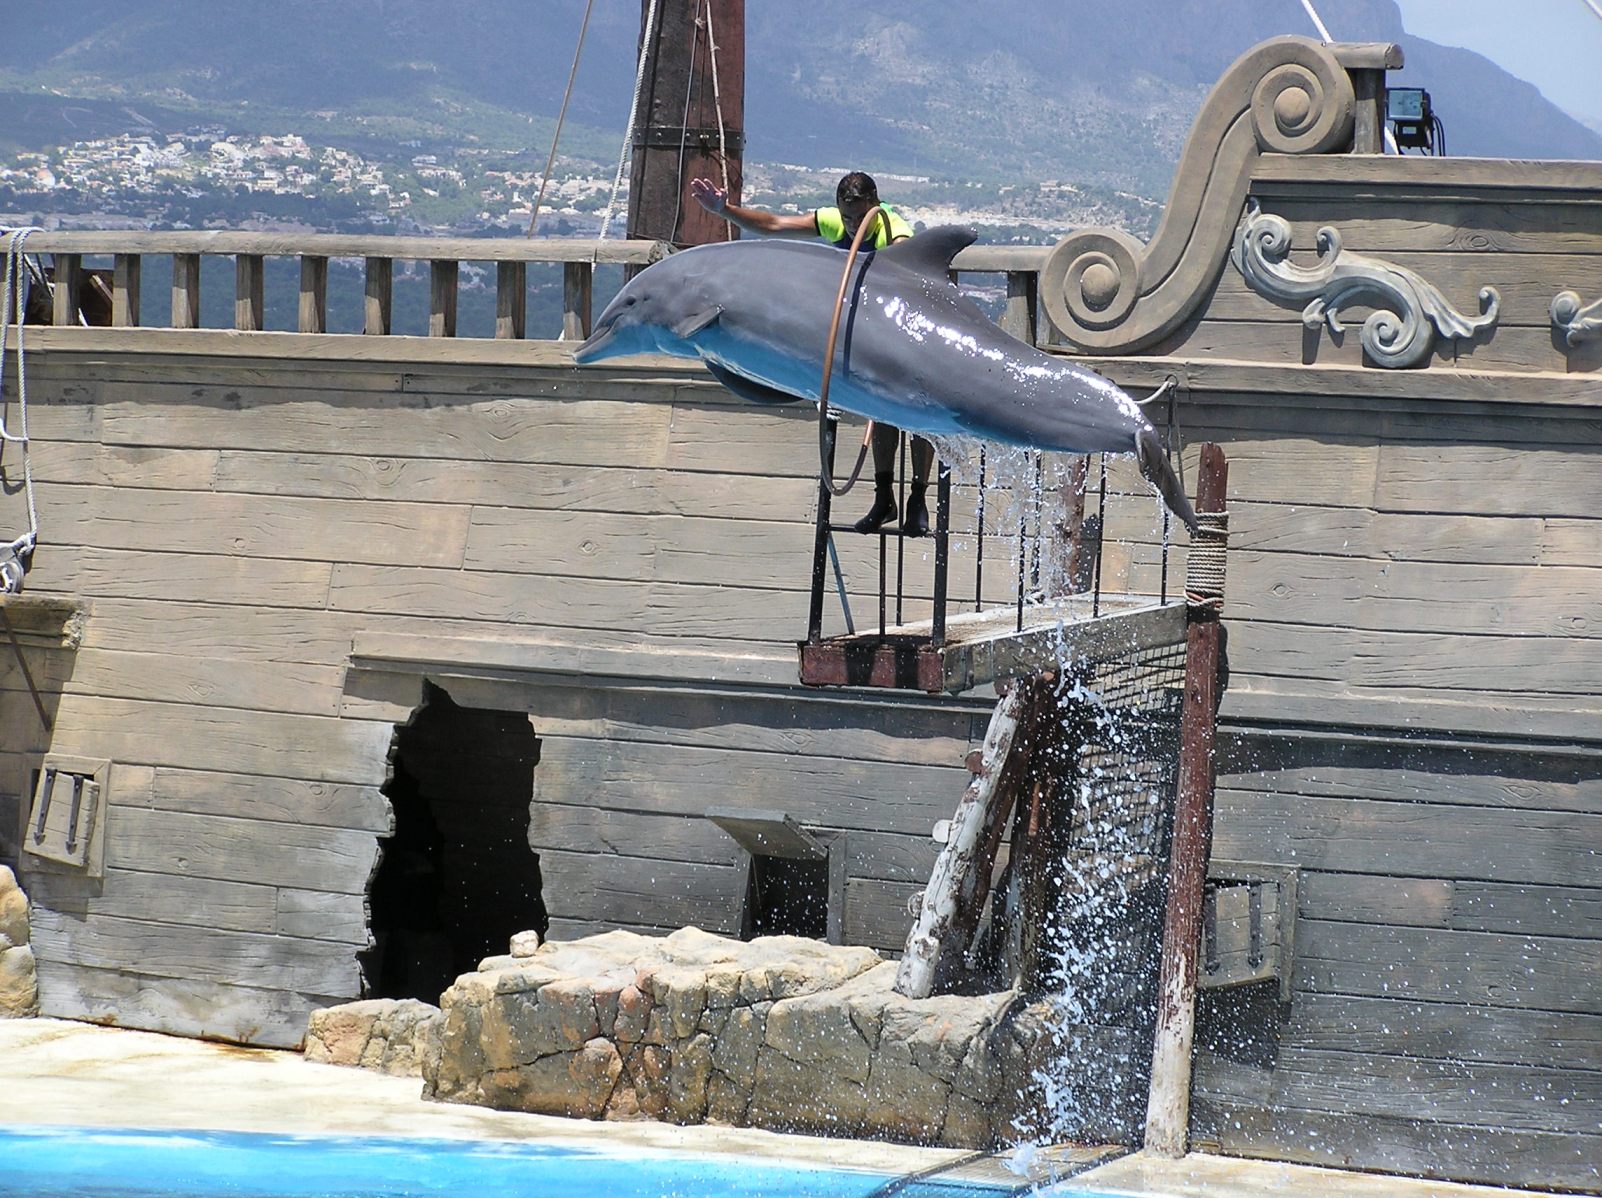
[0,865,38,1018]
[419,927,1049,1147]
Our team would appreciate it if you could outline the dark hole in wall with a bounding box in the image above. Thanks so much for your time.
[748,854,829,939]
[363,682,548,1002]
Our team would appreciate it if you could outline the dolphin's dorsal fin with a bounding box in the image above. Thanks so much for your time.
[877,225,978,279]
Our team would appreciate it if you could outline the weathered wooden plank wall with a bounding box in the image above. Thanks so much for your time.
[4,348,1010,1049]
[2,153,1598,1186]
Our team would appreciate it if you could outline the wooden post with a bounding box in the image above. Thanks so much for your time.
[51,254,81,326]
[112,254,141,327]
[299,256,328,333]
[496,261,526,339]
[171,254,201,329]
[1145,442,1229,1158]
[429,259,458,337]
[627,0,744,249]
[235,254,264,331]
[1001,270,1038,345]
[562,261,592,341]
[364,257,392,335]
[1351,68,1386,154]
[896,679,1033,999]
[1014,672,1089,992]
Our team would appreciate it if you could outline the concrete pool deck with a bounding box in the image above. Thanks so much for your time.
[0,1017,1553,1198]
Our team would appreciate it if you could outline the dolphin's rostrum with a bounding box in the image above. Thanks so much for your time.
[574,227,1198,533]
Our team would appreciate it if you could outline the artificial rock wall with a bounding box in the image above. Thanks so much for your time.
[0,867,38,1017]
[417,928,1068,1148]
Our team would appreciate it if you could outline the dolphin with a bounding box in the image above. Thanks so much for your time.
[573,227,1198,532]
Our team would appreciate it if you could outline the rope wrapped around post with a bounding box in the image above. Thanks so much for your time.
[1184,509,1228,612]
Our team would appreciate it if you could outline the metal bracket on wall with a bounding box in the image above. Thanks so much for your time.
[25,755,112,875]
[1199,859,1299,1002]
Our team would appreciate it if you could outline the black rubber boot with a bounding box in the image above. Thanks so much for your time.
[854,473,898,534]
[903,482,930,537]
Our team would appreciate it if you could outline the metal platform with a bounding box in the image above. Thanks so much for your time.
[798,596,1186,695]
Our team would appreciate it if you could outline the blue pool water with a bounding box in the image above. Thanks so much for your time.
[0,1125,1066,1198]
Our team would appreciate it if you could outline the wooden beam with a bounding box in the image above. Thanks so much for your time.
[563,261,592,341]
[111,255,141,327]
[1145,442,1229,1158]
[363,257,392,336]
[171,254,200,329]
[51,254,81,326]
[428,259,458,338]
[495,261,526,340]
[298,256,328,334]
[234,254,264,332]
[895,680,1030,998]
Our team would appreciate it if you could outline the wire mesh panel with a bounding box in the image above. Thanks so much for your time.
[989,636,1189,1145]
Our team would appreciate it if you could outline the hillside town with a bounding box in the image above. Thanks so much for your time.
[0,128,1159,239]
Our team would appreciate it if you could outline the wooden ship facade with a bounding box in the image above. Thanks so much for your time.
[1,33,1599,1191]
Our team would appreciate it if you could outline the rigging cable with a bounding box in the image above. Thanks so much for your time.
[665,5,702,246]
[0,228,42,596]
[599,0,663,242]
[701,0,734,237]
[527,0,597,238]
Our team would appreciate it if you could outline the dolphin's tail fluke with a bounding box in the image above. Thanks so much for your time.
[1135,425,1200,535]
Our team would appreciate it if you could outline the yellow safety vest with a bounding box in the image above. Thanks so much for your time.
[814,204,914,249]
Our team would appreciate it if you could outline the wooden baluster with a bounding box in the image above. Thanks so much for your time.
[429,259,458,337]
[52,254,82,326]
[364,257,392,335]
[299,255,328,333]
[496,261,526,340]
[563,261,592,341]
[172,253,201,329]
[235,254,264,331]
[1002,270,1038,346]
[112,254,141,327]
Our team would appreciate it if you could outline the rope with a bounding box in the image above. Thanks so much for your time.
[599,0,662,242]
[0,228,42,595]
[1185,509,1229,611]
[817,205,891,497]
[702,0,733,238]
[527,0,597,238]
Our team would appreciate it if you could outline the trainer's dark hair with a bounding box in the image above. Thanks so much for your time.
[836,171,879,205]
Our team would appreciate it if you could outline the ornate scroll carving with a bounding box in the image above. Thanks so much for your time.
[1230,202,1499,368]
[1041,35,1361,354]
[1551,291,1602,347]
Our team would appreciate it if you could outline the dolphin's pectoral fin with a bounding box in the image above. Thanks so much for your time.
[673,306,724,338]
[878,226,979,280]
[704,361,807,406]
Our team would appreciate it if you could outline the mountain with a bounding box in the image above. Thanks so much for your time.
[3,0,1598,201]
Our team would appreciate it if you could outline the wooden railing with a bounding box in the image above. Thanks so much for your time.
[15,232,671,341]
[14,231,1052,344]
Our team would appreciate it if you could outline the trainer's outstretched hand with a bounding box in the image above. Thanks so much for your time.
[689,177,727,213]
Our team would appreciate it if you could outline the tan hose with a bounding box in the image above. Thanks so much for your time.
[818,205,891,497]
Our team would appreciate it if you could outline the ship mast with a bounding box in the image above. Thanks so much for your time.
[626,0,746,249]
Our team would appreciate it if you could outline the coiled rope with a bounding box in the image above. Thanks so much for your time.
[0,228,42,595]
[817,205,890,496]
[1185,509,1229,611]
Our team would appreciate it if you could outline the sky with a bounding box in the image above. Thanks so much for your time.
[1390,0,1602,126]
